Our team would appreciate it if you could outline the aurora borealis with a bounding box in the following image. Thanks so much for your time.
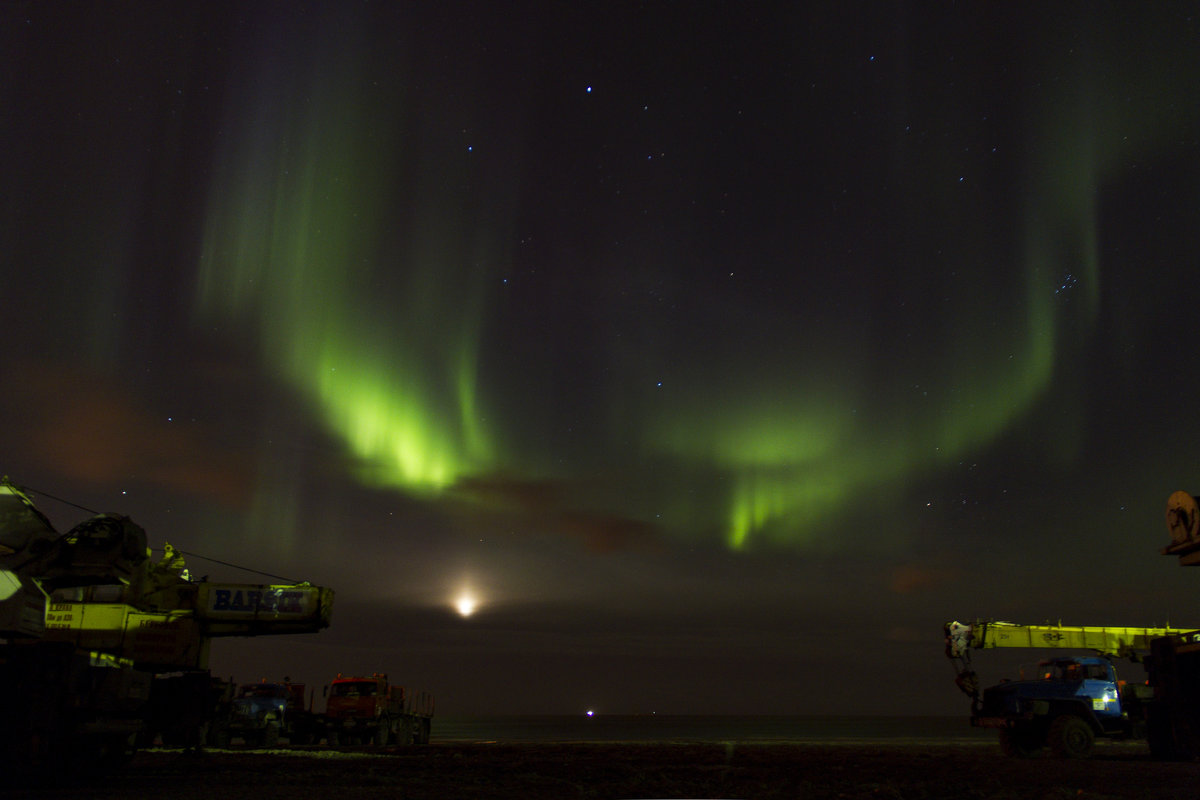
[4,2,1200,715]
[195,29,499,494]
[193,2,1139,550]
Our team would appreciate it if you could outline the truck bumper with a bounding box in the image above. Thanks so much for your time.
[972,715,1031,729]
[333,719,377,731]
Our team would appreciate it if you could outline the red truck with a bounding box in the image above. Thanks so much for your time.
[323,673,432,745]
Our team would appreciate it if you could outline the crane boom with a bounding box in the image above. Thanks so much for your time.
[3,476,334,671]
[945,619,1191,702]
[41,583,334,670]
[197,582,334,636]
[946,620,1189,660]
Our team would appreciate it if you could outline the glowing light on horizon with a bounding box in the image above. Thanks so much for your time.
[455,590,478,618]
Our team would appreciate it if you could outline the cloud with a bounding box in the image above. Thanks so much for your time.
[451,473,664,553]
[889,563,953,595]
[1,359,254,508]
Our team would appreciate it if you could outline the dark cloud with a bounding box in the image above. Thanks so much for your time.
[0,360,254,509]
[889,563,955,595]
[452,473,664,553]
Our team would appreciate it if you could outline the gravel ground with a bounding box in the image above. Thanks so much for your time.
[9,740,1200,800]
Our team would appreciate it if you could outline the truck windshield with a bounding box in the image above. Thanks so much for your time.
[1025,662,1109,682]
[331,681,378,697]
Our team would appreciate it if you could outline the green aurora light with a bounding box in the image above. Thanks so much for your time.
[192,12,1187,551]
[196,22,495,494]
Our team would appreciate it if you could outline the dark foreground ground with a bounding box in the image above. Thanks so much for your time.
[10,741,1200,800]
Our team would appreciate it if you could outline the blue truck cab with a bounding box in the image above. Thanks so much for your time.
[227,682,289,746]
[973,656,1149,758]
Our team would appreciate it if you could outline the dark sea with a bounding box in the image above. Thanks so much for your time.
[431,715,995,745]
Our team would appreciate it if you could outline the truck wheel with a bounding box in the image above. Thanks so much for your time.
[195,722,210,749]
[998,726,1043,757]
[1048,714,1094,759]
[263,722,280,748]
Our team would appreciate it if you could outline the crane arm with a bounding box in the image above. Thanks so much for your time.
[946,619,1188,660]
[944,619,1190,704]
[196,582,334,636]
[40,582,334,670]
[2,477,335,675]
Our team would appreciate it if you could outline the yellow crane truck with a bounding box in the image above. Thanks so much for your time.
[945,620,1186,757]
[0,477,335,772]
[944,485,1200,759]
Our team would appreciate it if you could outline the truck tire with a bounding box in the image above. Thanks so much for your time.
[263,722,280,748]
[1048,714,1094,759]
[373,719,388,746]
[91,732,137,770]
[998,726,1043,757]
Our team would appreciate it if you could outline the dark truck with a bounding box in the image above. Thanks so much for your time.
[214,680,322,746]
[972,655,1152,758]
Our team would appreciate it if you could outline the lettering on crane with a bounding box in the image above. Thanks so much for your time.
[209,587,307,615]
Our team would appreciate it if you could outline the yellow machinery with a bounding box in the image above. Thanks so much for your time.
[0,477,334,770]
[941,486,1200,759]
[945,620,1188,699]
[42,564,334,672]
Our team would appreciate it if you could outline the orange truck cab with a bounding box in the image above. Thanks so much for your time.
[324,673,432,745]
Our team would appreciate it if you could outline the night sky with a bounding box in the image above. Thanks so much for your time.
[3,2,1200,716]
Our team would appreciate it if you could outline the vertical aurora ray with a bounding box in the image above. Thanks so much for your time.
[638,19,1190,551]
[185,5,1194,555]
[195,12,495,494]
[645,299,1058,551]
